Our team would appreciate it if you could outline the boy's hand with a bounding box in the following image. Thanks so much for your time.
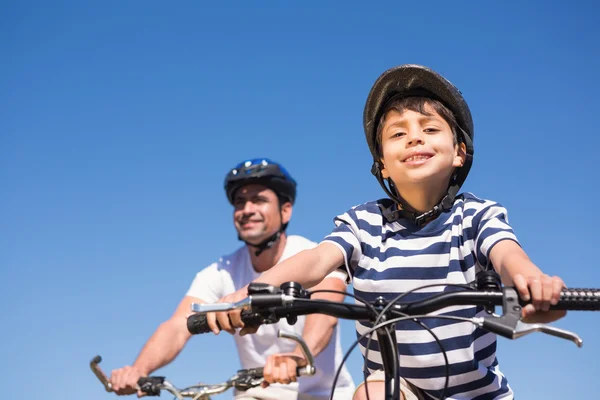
[512,273,567,323]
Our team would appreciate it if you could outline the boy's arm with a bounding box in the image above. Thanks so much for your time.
[489,239,565,322]
[209,242,345,332]
[257,242,346,288]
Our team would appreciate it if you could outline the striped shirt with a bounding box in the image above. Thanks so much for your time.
[323,193,518,399]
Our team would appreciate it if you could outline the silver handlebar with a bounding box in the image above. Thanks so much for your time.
[91,329,316,399]
[278,330,316,375]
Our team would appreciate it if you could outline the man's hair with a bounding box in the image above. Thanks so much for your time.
[375,97,460,158]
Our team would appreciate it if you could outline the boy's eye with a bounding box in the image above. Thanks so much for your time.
[390,131,405,138]
[424,127,440,133]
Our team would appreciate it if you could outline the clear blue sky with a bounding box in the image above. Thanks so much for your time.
[2,1,599,399]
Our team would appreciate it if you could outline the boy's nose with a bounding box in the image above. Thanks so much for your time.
[406,129,424,146]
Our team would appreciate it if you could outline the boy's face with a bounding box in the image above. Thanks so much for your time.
[379,105,466,197]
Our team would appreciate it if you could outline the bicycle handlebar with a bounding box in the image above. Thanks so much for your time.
[90,330,316,399]
[188,280,600,347]
[90,356,167,397]
[187,276,599,400]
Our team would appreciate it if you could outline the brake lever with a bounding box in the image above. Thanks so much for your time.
[479,287,583,347]
[512,320,583,346]
[230,370,264,392]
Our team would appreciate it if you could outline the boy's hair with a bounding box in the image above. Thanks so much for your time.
[374,96,460,158]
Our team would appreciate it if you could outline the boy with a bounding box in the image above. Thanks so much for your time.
[209,65,566,399]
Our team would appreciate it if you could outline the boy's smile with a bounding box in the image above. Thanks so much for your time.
[402,150,435,165]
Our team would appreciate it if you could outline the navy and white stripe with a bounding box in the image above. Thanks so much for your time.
[323,193,518,399]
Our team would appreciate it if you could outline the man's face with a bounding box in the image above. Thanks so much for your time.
[232,184,291,245]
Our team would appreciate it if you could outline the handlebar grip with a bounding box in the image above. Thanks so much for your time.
[243,367,264,377]
[187,310,264,334]
[240,364,310,379]
[553,288,600,310]
[137,376,165,396]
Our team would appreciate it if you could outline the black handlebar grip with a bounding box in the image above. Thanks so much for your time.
[137,376,165,396]
[187,310,265,334]
[553,288,600,311]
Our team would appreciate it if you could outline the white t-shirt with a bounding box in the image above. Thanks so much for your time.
[186,235,355,398]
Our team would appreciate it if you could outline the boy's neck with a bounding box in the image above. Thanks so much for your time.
[396,184,448,215]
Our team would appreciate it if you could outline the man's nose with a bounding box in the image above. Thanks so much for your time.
[242,201,257,214]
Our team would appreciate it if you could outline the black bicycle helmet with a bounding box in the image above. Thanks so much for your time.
[363,64,475,225]
[224,158,297,255]
[225,158,297,205]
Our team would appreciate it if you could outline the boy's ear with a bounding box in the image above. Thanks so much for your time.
[453,142,467,167]
[379,159,390,179]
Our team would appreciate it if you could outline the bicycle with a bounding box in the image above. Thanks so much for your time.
[187,272,600,400]
[90,330,316,400]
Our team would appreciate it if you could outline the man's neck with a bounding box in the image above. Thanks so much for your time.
[249,233,288,273]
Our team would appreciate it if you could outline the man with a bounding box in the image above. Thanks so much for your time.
[109,158,355,400]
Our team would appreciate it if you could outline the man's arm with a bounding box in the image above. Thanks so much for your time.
[296,276,346,356]
[261,275,347,385]
[110,296,200,395]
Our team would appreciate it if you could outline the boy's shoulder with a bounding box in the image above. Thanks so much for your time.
[457,192,505,210]
[459,192,488,204]
[339,198,394,219]
[352,194,499,211]
[337,194,507,227]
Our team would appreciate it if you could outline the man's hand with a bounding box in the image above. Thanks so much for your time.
[110,365,146,397]
[513,273,567,323]
[260,352,307,387]
[206,286,260,336]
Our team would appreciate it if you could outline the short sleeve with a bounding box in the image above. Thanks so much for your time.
[321,211,363,280]
[185,263,226,303]
[474,203,519,269]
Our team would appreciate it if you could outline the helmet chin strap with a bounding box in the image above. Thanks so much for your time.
[371,163,463,227]
[240,229,283,256]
